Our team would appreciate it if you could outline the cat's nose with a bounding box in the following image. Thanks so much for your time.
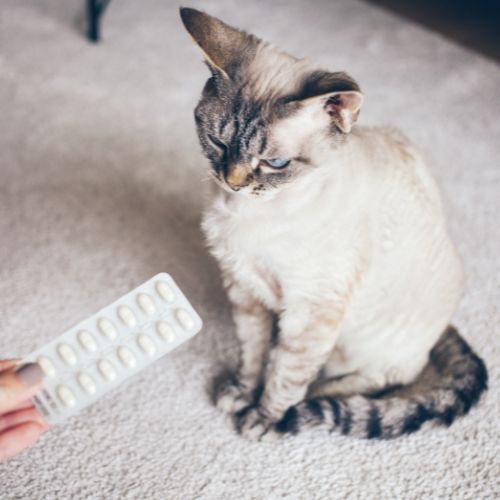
[225,163,253,190]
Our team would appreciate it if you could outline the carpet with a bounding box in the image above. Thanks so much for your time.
[0,0,499,498]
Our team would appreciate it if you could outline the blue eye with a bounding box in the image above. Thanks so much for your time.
[264,158,290,169]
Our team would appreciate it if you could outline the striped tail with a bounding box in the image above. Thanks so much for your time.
[274,326,488,439]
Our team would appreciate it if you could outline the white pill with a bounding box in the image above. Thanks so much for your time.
[117,346,137,369]
[175,308,195,331]
[77,372,96,395]
[98,318,117,340]
[118,305,137,327]
[58,343,77,366]
[137,333,156,356]
[137,293,156,315]
[57,384,76,408]
[156,320,175,342]
[156,281,175,302]
[38,356,56,377]
[98,359,117,381]
[78,330,97,352]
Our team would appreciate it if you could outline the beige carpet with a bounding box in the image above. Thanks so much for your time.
[0,0,499,498]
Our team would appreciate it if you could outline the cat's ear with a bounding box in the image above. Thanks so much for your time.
[180,8,257,78]
[295,72,364,133]
[318,91,363,133]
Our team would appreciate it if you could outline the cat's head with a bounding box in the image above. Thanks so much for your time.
[180,8,363,199]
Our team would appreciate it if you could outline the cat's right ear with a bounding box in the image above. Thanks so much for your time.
[291,72,364,134]
[180,8,257,79]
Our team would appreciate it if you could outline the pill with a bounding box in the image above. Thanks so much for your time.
[117,346,137,369]
[77,372,97,395]
[156,281,175,302]
[98,318,117,340]
[98,359,117,381]
[38,356,56,377]
[78,330,97,352]
[156,320,175,342]
[175,308,195,331]
[137,293,156,315]
[118,305,137,327]
[137,333,156,356]
[58,343,77,366]
[57,384,76,408]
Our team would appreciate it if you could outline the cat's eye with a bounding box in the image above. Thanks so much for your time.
[207,134,226,152]
[263,158,290,169]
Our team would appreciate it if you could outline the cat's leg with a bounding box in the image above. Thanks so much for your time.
[307,372,386,398]
[215,282,273,414]
[235,303,343,440]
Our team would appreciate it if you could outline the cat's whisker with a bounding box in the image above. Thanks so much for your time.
[200,170,221,184]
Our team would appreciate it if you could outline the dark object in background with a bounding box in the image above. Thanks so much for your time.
[367,0,500,62]
[85,0,500,60]
[87,0,111,42]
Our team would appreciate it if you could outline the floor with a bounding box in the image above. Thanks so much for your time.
[368,0,500,62]
[0,0,499,498]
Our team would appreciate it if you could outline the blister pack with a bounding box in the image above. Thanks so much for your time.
[20,273,202,424]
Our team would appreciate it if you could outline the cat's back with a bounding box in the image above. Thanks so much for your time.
[351,125,444,216]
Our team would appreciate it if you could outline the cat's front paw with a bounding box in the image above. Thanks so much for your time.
[214,378,253,414]
[234,406,282,442]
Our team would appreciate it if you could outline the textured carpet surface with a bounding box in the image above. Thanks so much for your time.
[0,1,499,498]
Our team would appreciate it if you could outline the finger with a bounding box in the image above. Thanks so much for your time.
[0,407,46,433]
[0,364,45,414]
[12,399,35,411]
[0,360,18,373]
[0,422,46,462]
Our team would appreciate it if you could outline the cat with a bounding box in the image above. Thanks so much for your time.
[180,8,488,441]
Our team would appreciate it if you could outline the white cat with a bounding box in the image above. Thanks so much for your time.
[181,8,488,440]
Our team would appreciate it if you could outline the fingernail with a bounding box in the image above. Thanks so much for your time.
[15,363,44,386]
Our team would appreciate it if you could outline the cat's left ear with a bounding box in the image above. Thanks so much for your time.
[180,7,257,79]
[295,72,364,133]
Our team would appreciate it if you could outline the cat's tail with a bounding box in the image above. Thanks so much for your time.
[273,326,488,439]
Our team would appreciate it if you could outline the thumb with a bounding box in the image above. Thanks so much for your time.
[0,364,45,414]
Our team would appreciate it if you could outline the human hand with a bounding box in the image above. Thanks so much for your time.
[0,360,48,462]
